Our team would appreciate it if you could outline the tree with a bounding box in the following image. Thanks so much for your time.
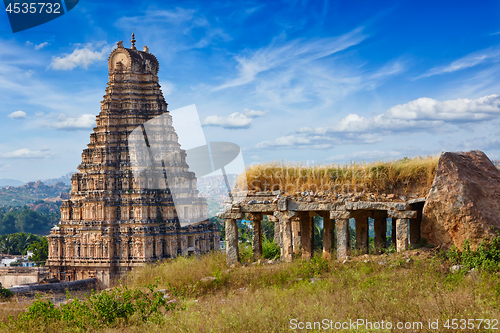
[25,237,48,266]
[13,232,36,255]
[210,216,224,239]
[0,235,16,255]
[313,215,323,251]
[15,208,42,233]
[261,215,275,240]
[0,213,17,234]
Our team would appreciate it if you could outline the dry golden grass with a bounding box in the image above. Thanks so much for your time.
[3,251,500,332]
[238,156,439,197]
[109,252,500,332]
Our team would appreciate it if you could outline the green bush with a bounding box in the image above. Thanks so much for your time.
[262,235,280,260]
[0,283,12,300]
[238,243,253,263]
[4,280,178,331]
[447,236,500,272]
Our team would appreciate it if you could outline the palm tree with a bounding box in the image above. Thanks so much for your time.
[14,233,37,255]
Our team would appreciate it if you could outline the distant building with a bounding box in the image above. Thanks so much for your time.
[47,36,220,287]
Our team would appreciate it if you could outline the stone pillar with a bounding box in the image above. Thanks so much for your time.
[225,218,239,265]
[300,213,314,260]
[373,211,387,253]
[396,219,409,252]
[292,217,302,255]
[321,215,335,260]
[331,211,351,260]
[247,213,263,261]
[388,211,416,253]
[274,211,296,262]
[354,213,369,254]
[219,212,244,265]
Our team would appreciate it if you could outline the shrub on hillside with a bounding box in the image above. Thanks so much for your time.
[0,283,12,300]
[4,281,178,331]
[447,236,500,272]
[262,236,280,260]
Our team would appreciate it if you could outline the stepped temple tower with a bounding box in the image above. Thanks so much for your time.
[47,36,220,287]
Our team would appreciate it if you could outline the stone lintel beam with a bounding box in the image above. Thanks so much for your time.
[274,211,296,262]
[287,201,339,212]
[347,201,407,211]
[246,212,263,221]
[225,219,239,265]
[407,197,426,205]
[387,210,417,219]
[330,211,352,219]
[217,212,245,220]
[240,204,277,213]
[254,190,281,196]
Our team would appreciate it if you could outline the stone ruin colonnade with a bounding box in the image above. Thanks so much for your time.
[218,191,425,264]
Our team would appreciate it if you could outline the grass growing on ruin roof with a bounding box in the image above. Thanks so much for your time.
[238,155,439,196]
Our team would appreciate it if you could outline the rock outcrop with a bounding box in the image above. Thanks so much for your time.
[422,150,500,250]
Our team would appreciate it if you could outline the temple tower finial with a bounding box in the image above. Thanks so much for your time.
[131,32,136,50]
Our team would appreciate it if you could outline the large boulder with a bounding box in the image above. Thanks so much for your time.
[422,150,500,250]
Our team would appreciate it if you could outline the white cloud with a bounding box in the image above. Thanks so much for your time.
[201,109,268,129]
[35,42,50,50]
[385,95,500,121]
[50,43,113,70]
[214,27,368,90]
[8,111,26,119]
[303,94,500,135]
[26,41,50,50]
[116,8,231,53]
[243,109,268,117]
[1,148,52,159]
[256,94,500,150]
[202,113,252,129]
[40,114,96,130]
[416,46,500,79]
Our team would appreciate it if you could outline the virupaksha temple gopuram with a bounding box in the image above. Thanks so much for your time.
[46,36,220,287]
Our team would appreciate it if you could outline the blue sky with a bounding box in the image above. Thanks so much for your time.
[2,0,500,181]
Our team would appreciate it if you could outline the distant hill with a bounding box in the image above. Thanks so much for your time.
[43,172,75,186]
[0,179,24,187]
[492,160,500,169]
[0,180,70,208]
[197,174,239,217]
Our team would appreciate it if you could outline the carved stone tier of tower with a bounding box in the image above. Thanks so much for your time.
[47,38,219,287]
